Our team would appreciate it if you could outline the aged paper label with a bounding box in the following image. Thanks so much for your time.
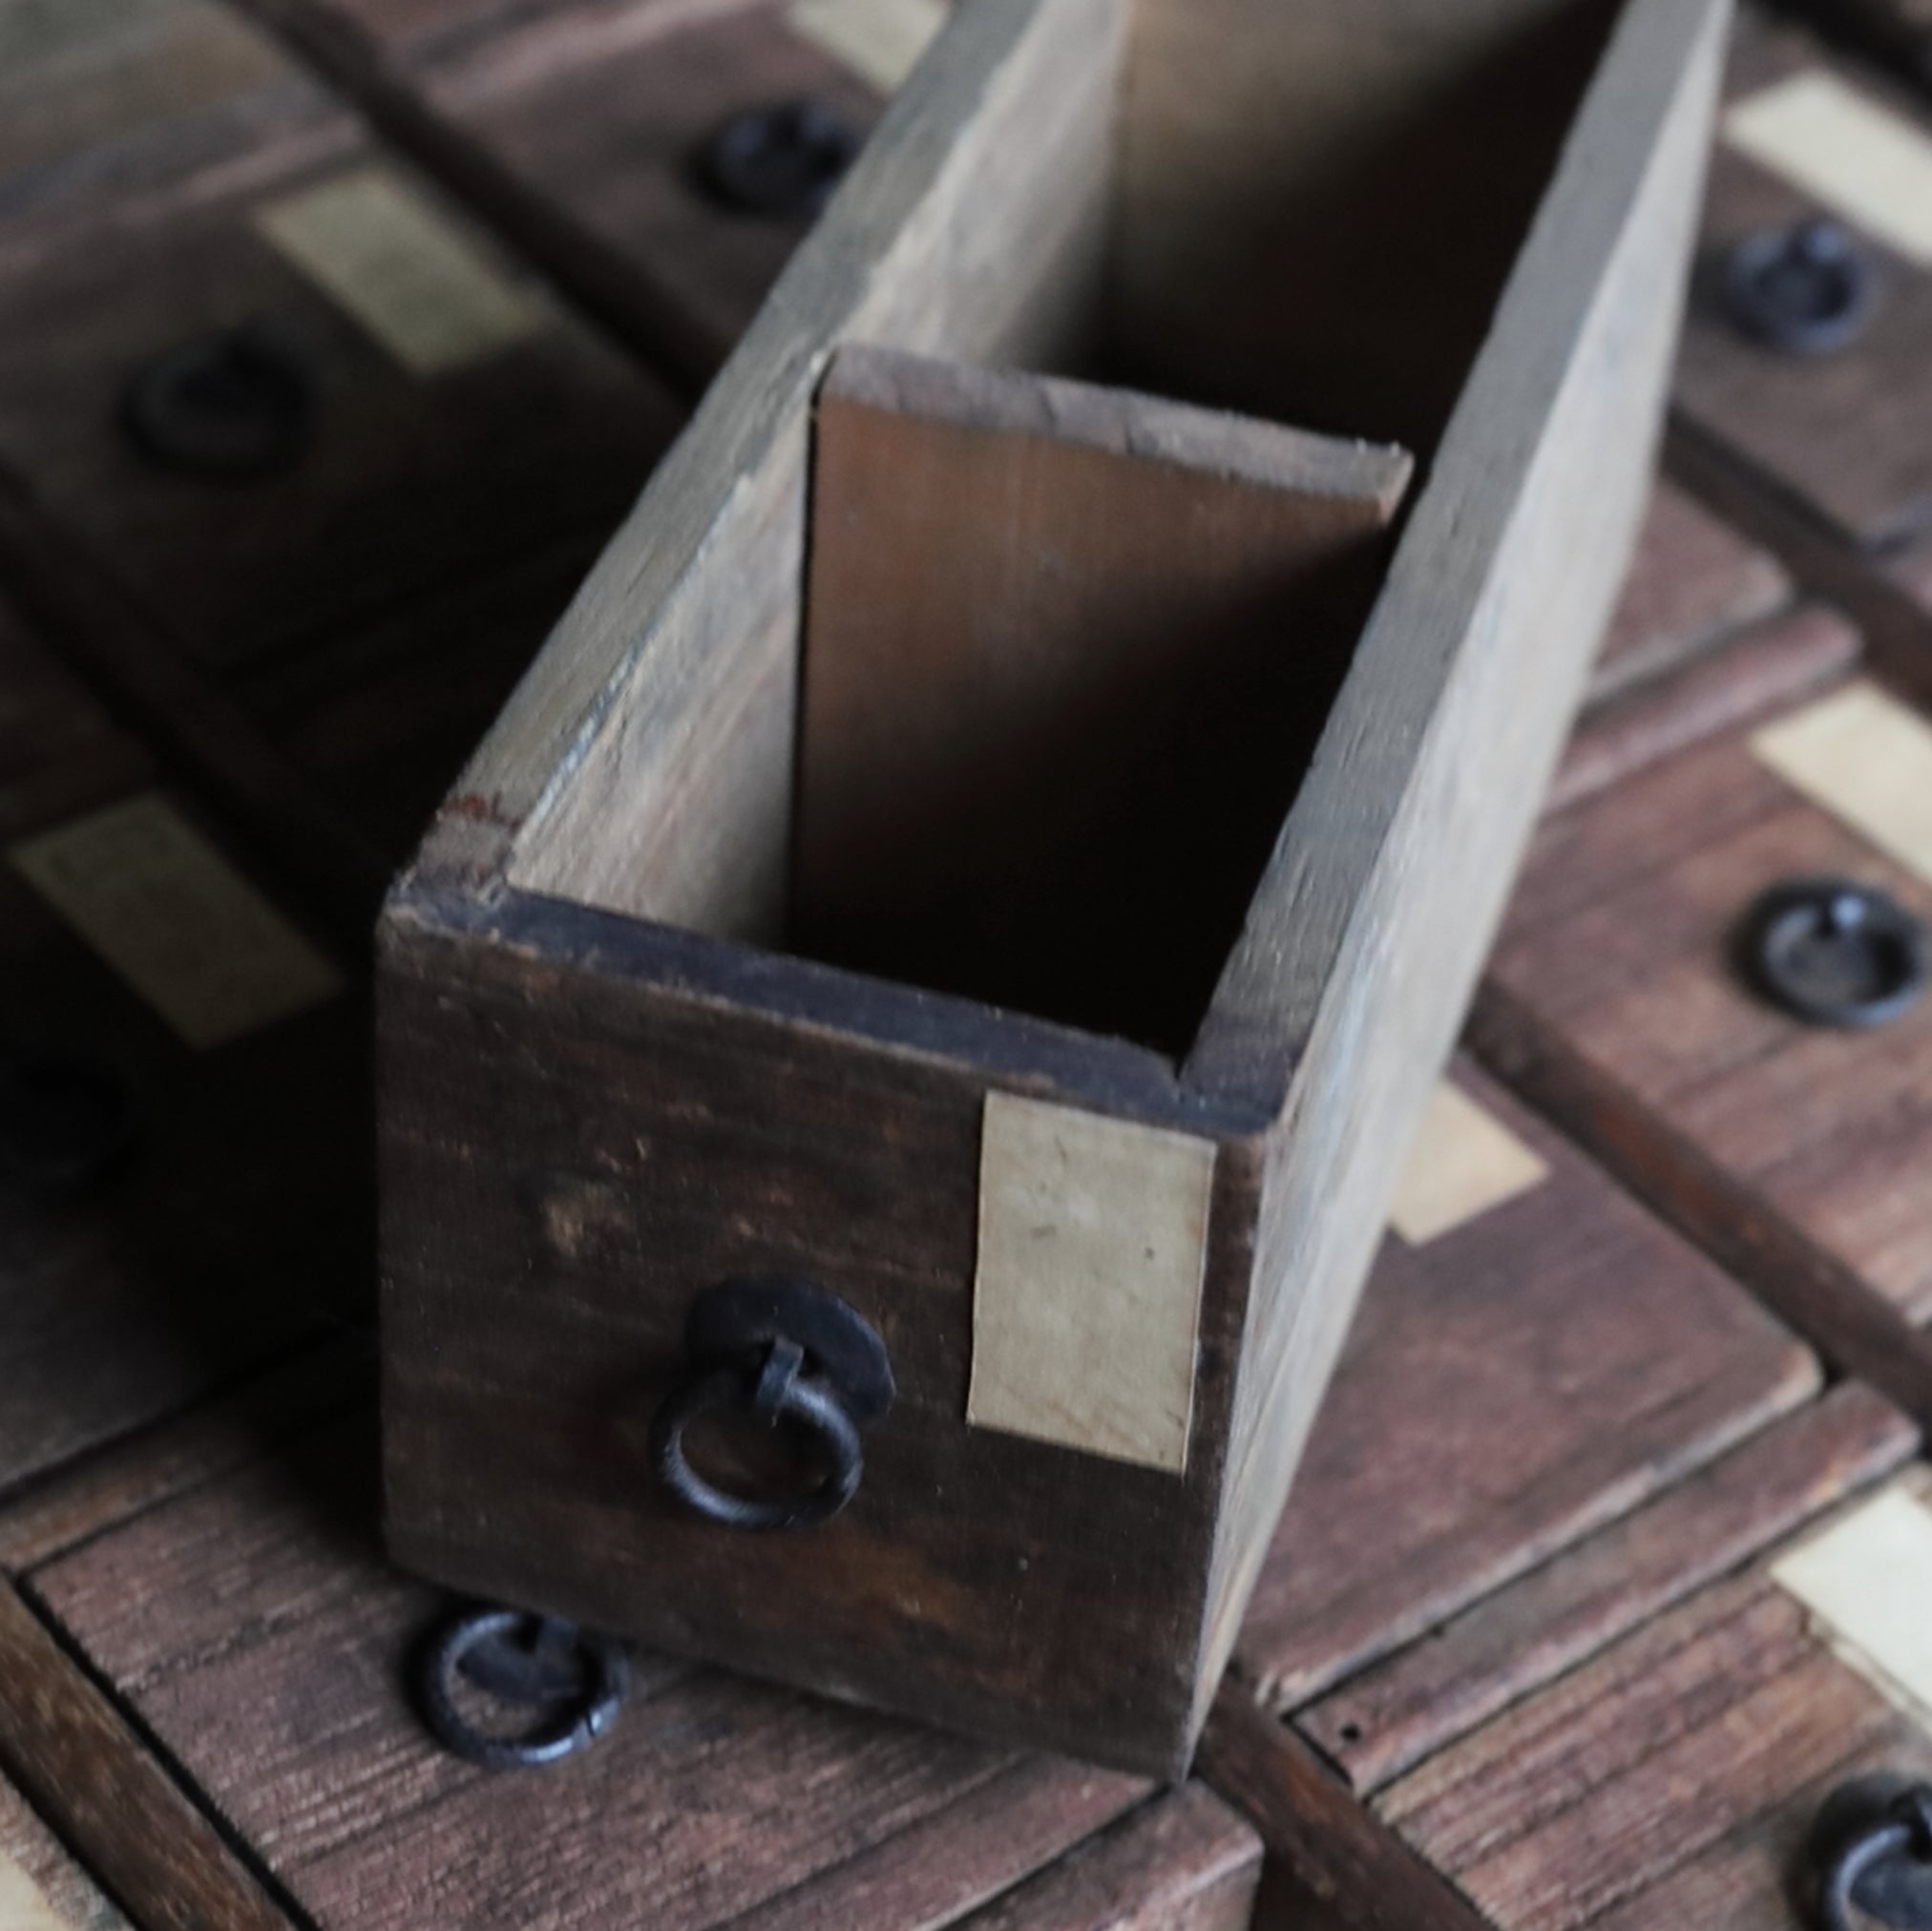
[10,793,343,1050]
[255,166,544,375]
[1388,1082,1549,1246]
[0,1851,68,1931]
[786,0,944,94]
[1726,70,1932,267]
[1752,680,1932,888]
[969,1093,1214,1475]
[1774,1486,1932,1729]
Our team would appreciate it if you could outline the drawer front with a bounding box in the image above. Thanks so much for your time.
[1237,1058,1817,1711]
[11,1407,1259,1931]
[1376,1460,1932,1931]
[1675,12,1932,551]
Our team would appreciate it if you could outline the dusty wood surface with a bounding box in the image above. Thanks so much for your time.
[1234,1059,1818,1712]
[1674,11,1932,551]
[1376,1467,1932,1931]
[1294,1384,1916,1794]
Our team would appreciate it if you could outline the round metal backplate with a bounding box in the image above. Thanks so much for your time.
[1811,1774,1932,1931]
[1740,878,1928,1030]
[693,100,860,220]
[119,326,313,481]
[682,1276,894,1427]
[1722,220,1879,357]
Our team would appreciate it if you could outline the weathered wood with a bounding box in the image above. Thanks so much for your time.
[1587,479,1791,706]
[799,345,1408,1049]
[1234,1060,1818,1712]
[0,1580,296,1931]
[1376,1467,1932,1931]
[1551,599,1860,811]
[1674,11,1932,552]
[1295,1384,1916,1793]
[382,0,1726,1772]
[17,1408,1260,1931]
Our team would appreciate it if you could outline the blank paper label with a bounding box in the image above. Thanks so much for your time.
[10,794,343,1049]
[970,1093,1213,1475]
[1775,1486,1932,1728]
[787,0,944,93]
[1726,71,1932,267]
[256,167,544,375]
[1388,1083,1548,1246]
[0,1853,66,1931]
[1753,681,1932,887]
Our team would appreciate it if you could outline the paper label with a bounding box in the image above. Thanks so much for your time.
[1774,1486,1932,1728]
[786,0,944,94]
[1725,70,1932,267]
[969,1093,1213,1475]
[1752,680,1932,888]
[10,794,343,1050]
[255,167,544,376]
[0,1852,68,1931]
[1388,1082,1548,1246]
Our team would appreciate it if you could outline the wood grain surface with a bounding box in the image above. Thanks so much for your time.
[1674,12,1932,550]
[1376,1467,1932,1931]
[1486,668,1932,1347]
[16,1409,1264,1931]
[1235,1060,1819,1712]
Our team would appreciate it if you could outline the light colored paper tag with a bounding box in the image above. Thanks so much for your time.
[1388,1082,1548,1246]
[255,166,544,376]
[0,1851,68,1931]
[1774,1486,1932,1730]
[10,794,343,1050]
[1752,680,1932,888]
[786,0,944,94]
[1725,70,1932,267]
[968,1093,1214,1475]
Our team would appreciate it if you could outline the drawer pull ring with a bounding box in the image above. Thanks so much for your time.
[119,325,313,481]
[417,1606,630,1770]
[0,1053,137,1192]
[1739,877,1928,1028]
[1811,1774,1932,1931]
[651,1278,893,1532]
[693,100,860,220]
[1722,220,1879,356]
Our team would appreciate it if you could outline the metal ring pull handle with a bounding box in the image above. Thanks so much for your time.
[1722,219,1879,357]
[693,99,860,219]
[1739,877,1929,1030]
[650,1278,893,1533]
[119,323,313,481]
[417,1606,629,1770]
[1812,1776,1932,1931]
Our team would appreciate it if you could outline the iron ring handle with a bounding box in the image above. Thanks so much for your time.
[650,1357,864,1533]
[1821,1817,1920,1931]
[418,1607,629,1770]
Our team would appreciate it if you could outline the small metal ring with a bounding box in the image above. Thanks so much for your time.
[417,1608,628,1770]
[651,1363,864,1532]
[1722,220,1879,357]
[118,325,313,481]
[692,99,859,219]
[1822,1818,1922,1931]
[1740,878,1928,1029]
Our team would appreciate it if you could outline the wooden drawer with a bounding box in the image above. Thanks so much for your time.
[6,1407,1259,1931]
[1376,1458,1932,1931]
[0,603,368,1492]
[1674,11,1932,553]
[280,0,920,379]
[1478,643,1932,1416]
[0,72,682,679]
[378,0,1724,1774]
[1236,1058,1819,1716]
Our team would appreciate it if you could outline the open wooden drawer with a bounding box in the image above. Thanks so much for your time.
[378,0,1727,1775]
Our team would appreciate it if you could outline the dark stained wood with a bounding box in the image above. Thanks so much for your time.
[1552,600,1860,812]
[1478,680,1932,1406]
[0,1579,296,1931]
[1195,1683,1493,1931]
[1375,1471,1932,1931]
[1810,0,1932,93]
[1587,479,1791,707]
[1295,1384,1916,1793]
[1674,12,1932,551]
[0,132,682,679]
[1235,1059,1817,1711]
[14,1409,1267,1931]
